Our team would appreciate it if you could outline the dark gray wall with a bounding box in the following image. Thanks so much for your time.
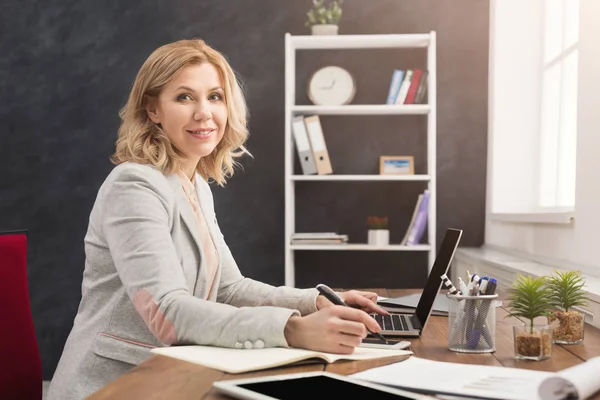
[0,0,488,379]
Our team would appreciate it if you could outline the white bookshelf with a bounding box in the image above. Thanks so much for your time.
[284,32,437,287]
[291,244,432,251]
[291,175,431,182]
[292,104,430,115]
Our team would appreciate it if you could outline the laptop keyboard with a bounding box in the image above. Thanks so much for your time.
[371,313,410,331]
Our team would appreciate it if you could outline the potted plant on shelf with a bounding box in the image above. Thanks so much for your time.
[367,216,389,246]
[506,274,554,361]
[305,0,343,35]
[546,270,588,344]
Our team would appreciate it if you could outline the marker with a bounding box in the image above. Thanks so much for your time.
[441,274,459,295]
[479,276,489,294]
[486,278,498,296]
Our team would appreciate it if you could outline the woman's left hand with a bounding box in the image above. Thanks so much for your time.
[317,290,389,315]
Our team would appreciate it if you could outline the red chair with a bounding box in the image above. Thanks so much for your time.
[0,230,42,400]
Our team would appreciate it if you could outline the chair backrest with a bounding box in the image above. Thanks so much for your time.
[0,230,42,400]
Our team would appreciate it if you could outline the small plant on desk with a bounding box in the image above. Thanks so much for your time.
[546,270,588,345]
[366,216,389,246]
[506,274,554,361]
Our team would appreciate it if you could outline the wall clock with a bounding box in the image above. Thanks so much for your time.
[307,66,356,106]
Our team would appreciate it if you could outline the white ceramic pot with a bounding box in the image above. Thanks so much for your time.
[311,24,339,35]
[368,229,389,246]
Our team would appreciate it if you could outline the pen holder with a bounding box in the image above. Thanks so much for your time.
[447,294,500,353]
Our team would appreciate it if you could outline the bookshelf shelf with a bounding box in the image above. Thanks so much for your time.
[291,104,430,116]
[290,34,431,50]
[291,174,431,181]
[284,32,437,287]
[290,244,431,251]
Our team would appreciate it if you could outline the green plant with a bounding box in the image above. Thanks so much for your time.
[366,216,388,230]
[546,270,588,312]
[305,0,343,27]
[506,274,553,333]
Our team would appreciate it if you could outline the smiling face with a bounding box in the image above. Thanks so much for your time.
[146,63,228,176]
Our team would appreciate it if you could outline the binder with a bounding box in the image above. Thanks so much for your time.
[304,115,333,175]
[291,116,318,175]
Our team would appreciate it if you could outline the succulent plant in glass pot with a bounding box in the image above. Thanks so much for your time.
[506,274,554,360]
[546,270,588,344]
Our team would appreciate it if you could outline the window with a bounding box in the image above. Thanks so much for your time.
[489,0,579,218]
[538,0,579,208]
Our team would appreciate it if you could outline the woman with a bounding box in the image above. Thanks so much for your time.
[47,39,386,400]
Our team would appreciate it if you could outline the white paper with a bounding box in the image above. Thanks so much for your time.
[352,357,563,400]
[557,356,600,399]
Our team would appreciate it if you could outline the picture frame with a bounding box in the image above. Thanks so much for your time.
[379,156,414,175]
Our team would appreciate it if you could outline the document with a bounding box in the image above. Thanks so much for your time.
[351,356,600,400]
[151,345,411,374]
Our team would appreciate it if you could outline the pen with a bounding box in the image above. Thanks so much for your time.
[467,278,498,348]
[316,284,388,344]
[457,277,468,296]
[466,280,474,295]
[464,279,478,341]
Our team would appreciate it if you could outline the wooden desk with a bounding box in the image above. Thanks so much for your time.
[87,289,600,400]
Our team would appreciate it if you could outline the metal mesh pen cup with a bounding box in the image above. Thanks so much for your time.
[447,293,499,353]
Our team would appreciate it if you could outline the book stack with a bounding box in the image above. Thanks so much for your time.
[291,232,349,245]
[386,69,428,105]
[401,189,430,245]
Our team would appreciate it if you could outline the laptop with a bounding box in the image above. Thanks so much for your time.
[370,228,463,337]
[378,293,450,316]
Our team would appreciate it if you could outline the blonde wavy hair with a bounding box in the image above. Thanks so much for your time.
[111,39,251,186]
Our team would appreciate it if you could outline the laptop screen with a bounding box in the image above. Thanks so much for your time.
[414,228,463,327]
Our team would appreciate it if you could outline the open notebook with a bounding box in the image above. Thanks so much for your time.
[151,345,412,374]
[351,356,600,400]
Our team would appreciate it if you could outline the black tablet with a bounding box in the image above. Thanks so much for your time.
[212,371,435,400]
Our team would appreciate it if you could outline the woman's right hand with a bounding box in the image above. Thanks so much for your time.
[284,305,382,354]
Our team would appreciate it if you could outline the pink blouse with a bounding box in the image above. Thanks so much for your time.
[177,171,219,299]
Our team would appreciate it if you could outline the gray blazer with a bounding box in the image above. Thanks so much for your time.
[47,162,319,400]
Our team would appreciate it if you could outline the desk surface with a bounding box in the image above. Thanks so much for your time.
[87,289,600,400]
